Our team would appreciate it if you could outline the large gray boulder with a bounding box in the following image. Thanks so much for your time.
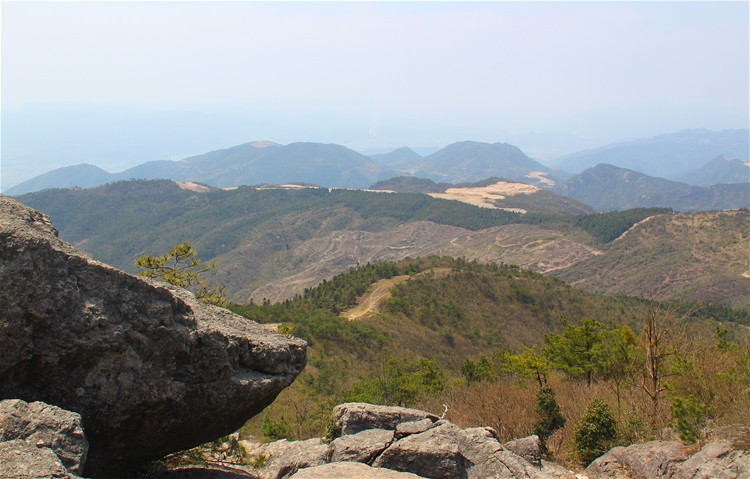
[585,441,688,478]
[0,399,88,475]
[0,196,307,476]
[373,419,554,479]
[673,440,750,479]
[373,421,468,479]
[585,438,750,479]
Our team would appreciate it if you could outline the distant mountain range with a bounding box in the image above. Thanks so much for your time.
[5,141,396,194]
[7,129,748,212]
[6,140,562,195]
[552,163,749,211]
[550,128,749,180]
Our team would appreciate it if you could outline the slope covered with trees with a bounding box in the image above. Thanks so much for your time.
[228,258,749,465]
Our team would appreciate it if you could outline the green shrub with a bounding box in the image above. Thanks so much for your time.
[532,386,566,452]
[261,416,292,442]
[669,394,708,444]
[574,398,618,466]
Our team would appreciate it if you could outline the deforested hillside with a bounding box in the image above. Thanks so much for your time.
[371,176,594,215]
[555,209,750,310]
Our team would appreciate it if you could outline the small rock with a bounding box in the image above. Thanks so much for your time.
[503,435,543,467]
[395,419,436,439]
[247,438,332,479]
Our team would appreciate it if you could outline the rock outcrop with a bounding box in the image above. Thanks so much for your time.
[0,399,88,476]
[585,436,750,479]
[0,196,307,476]
[244,403,561,479]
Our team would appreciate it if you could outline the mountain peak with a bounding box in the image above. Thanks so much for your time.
[250,140,279,148]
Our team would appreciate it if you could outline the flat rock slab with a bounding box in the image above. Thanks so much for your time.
[0,197,307,476]
[289,462,428,479]
[333,403,438,436]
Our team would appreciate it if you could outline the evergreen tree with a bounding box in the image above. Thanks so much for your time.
[574,398,617,466]
[135,242,227,306]
[532,386,566,453]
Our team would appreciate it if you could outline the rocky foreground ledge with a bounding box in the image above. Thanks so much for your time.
[0,196,307,476]
[237,402,749,479]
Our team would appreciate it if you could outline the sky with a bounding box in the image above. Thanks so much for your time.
[1,1,749,191]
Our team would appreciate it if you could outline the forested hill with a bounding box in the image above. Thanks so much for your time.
[228,257,750,452]
[14,179,747,309]
[231,256,749,359]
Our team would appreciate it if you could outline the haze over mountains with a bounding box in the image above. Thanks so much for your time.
[6,128,748,205]
[550,128,749,178]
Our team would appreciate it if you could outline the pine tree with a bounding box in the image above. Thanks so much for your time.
[574,398,617,466]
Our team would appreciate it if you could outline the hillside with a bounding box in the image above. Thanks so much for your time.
[229,258,750,450]
[410,141,565,187]
[4,163,115,194]
[14,179,748,309]
[555,209,750,310]
[369,176,447,193]
[676,155,749,186]
[553,163,749,211]
[552,128,749,178]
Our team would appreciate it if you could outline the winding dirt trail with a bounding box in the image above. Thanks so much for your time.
[341,268,451,321]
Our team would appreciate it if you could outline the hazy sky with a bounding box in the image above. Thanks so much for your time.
[2,1,748,190]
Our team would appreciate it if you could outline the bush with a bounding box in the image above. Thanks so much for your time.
[261,416,292,442]
[532,386,566,452]
[574,398,617,466]
[669,394,708,444]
